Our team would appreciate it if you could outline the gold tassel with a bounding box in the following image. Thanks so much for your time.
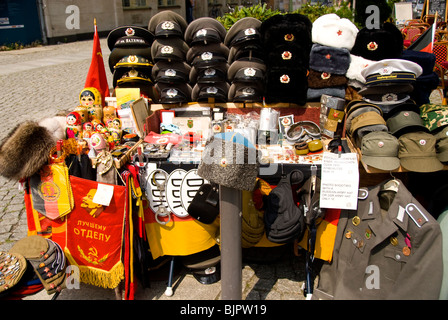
[64,248,124,289]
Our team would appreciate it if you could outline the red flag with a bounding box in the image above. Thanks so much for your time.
[85,19,110,105]
[407,19,436,53]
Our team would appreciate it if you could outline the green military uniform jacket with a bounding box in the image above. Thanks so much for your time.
[313,180,443,300]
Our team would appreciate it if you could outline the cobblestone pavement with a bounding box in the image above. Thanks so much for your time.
[0,39,308,301]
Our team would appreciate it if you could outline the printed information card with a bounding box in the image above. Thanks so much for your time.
[320,152,359,210]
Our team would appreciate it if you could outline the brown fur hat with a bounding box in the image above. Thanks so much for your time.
[0,121,56,180]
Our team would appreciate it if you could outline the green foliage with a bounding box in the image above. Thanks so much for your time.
[217,1,357,30]
[0,40,42,51]
[216,3,281,29]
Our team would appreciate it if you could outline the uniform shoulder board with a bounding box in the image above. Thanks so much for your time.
[358,188,368,200]
[405,203,429,228]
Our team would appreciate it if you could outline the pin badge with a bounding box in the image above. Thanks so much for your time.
[402,246,411,256]
[390,236,398,246]
[365,229,372,239]
[367,41,378,51]
[352,216,361,226]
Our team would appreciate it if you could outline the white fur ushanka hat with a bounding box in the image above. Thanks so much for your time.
[346,54,375,84]
[312,13,359,50]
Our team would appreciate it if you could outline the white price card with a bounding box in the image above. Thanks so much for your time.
[92,183,115,207]
[320,152,359,210]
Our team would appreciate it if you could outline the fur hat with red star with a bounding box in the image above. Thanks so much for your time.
[312,13,359,50]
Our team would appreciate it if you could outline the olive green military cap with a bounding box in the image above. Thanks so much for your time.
[361,131,400,171]
[398,131,444,172]
[386,110,428,137]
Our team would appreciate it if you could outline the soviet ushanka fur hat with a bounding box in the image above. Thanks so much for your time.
[351,22,403,61]
[266,44,311,70]
[198,132,260,191]
[260,13,312,49]
[264,67,308,105]
[309,44,351,75]
[0,121,57,181]
[312,13,359,50]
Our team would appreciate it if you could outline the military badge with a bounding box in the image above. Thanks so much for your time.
[367,41,378,51]
[161,21,175,30]
[206,87,218,94]
[282,51,292,60]
[201,52,213,60]
[125,27,135,36]
[161,46,174,54]
[284,33,294,41]
[244,68,256,77]
[280,74,290,83]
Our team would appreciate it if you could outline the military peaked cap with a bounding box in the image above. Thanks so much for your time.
[148,11,188,35]
[224,17,261,48]
[107,26,154,51]
[184,17,227,45]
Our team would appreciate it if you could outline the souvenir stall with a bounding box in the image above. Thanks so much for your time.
[1,10,448,301]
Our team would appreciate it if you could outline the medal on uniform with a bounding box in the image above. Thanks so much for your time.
[352,216,360,226]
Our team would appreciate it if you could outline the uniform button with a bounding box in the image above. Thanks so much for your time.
[395,254,401,260]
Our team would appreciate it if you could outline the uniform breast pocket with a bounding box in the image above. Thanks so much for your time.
[382,246,409,282]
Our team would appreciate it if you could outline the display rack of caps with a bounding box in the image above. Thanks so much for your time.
[107,26,156,100]
[185,17,229,103]
[149,11,191,104]
[259,13,312,106]
[224,17,266,103]
[344,56,445,173]
[307,14,358,101]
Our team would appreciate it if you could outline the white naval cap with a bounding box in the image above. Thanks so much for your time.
[360,58,423,86]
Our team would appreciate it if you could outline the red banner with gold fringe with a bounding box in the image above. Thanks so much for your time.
[63,176,126,289]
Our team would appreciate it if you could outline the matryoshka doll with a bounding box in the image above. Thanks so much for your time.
[66,111,82,139]
[82,122,94,139]
[103,103,117,125]
[80,87,103,123]
[107,117,122,145]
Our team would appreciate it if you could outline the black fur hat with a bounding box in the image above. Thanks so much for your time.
[0,121,57,180]
[264,67,308,105]
[350,22,403,61]
[260,13,312,49]
[266,44,311,70]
